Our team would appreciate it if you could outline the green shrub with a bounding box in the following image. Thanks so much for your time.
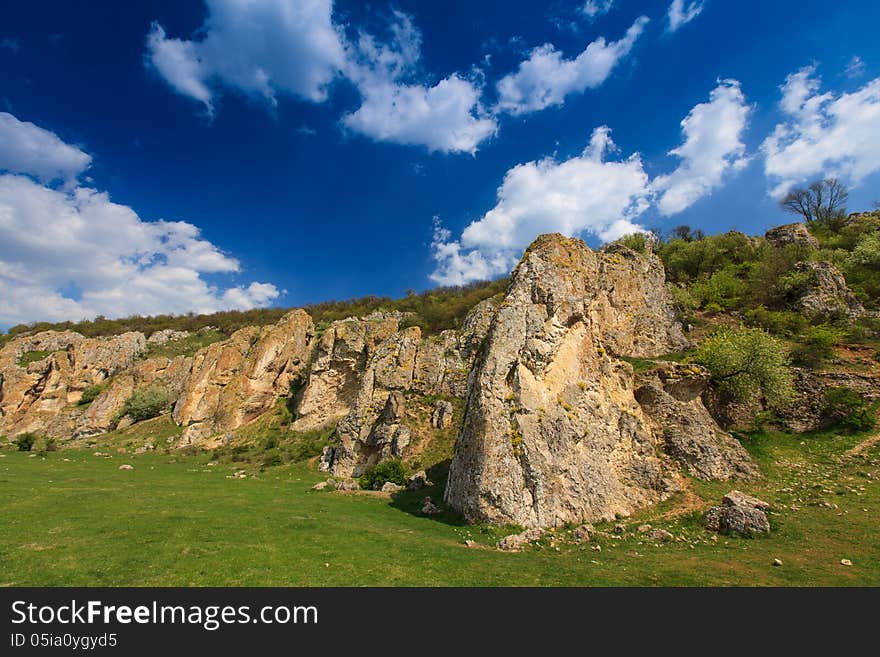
[823,387,877,432]
[17,350,52,367]
[695,327,794,413]
[359,459,407,490]
[790,325,843,367]
[78,384,106,406]
[32,435,57,455]
[14,433,37,452]
[744,306,808,336]
[121,386,170,423]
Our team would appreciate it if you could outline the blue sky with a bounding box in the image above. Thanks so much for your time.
[1,0,879,327]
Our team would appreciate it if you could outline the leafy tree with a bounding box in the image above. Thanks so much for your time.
[695,327,794,412]
[781,178,849,228]
[121,386,171,423]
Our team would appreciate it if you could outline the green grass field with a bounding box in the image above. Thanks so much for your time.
[1,421,878,586]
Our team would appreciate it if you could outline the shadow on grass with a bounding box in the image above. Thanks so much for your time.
[387,460,468,526]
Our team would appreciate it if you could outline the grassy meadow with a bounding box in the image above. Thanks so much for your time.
[1,417,878,587]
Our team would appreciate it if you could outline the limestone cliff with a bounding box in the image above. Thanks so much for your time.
[443,234,747,528]
[0,330,146,437]
[173,310,313,445]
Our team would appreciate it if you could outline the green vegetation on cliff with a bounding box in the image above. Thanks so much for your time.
[0,278,510,347]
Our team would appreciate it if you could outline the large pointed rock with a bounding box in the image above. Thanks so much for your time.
[444,234,689,528]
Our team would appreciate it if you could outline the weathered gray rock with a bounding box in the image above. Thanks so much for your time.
[765,222,819,250]
[147,329,190,345]
[406,470,432,491]
[381,481,404,493]
[496,528,545,551]
[635,363,759,480]
[292,313,402,432]
[328,329,420,477]
[647,528,674,542]
[445,234,688,529]
[791,261,864,320]
[706,490,770,536]
[421,496,440,515]
[431,400,454,429]
[778,368,880,432]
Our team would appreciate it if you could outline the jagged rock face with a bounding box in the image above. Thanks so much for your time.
[0,331,146,438]
[778,367,880,433]
[792,261,864,320]
[76,355,193,436]
[444,234,689,528]
[173,310,313,445]
[634,363,759,480]
[324,299,500,477]
[291,313,402,431]
[765,222,819,250]
[330,328,421,477]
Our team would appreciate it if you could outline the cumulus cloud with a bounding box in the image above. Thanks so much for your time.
[495,16,649,115]
[761,65,880,197]
[145,0,346,112]
[432,79,753,284]
[430,126,651,285]
[667,0,705,32]
[0,112,92,184]
[341,11,496,154]
[652,79,751,215]
[146,3,494,153]
[582,1,615,20]
[0,114,280,327]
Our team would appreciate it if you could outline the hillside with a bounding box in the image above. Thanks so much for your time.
[2,210,880,585]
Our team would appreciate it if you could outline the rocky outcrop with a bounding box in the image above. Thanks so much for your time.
[0,330,146,438]
[444,234,693,529]
[147,329,190,345]
[706,490,770,536]
[779,367,880,432]
[431,400,454,429]
[791,261,864,320]
[76,355,193,436]
[291,313,402,432]
[634,363,759,480]
[314,299,499,476]
[327,327,421,477]
[765,222,819,250]
[173,310,313,445]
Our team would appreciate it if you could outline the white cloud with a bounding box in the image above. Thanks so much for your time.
[495,16,649,116]
[582,1,615,20]
[145,0,346,111]
[762,65,880,197]
[0,112,92,184]
[146,3,494,153]
[430,126,651,285]
[0,114,280,327]
[667,0,705,32]
[431,79,753,284]
[652,79,751,215]
[845,55,866,79]
[341,11,497,153]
